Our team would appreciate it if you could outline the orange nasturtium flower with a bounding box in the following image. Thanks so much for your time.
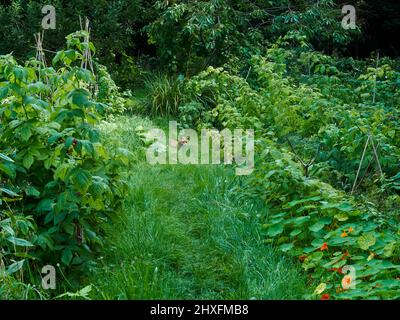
[320,242,328,251]
[348,227,354,233]
[342,275,352,289]
[320,293,330,300]
[329,267,343,274]
[340,231,348,238]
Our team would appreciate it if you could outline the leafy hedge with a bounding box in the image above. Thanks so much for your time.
[0,31,128,291]
[176,41,400,299]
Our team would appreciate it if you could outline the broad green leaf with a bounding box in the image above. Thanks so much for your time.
[23,153,34,169]
[309,221,325,232]
[25,186,40,197]
[267,223,284,237]
[383,242,396,258]
[7,236,34,247]
[358,233,376,250]
[290,229,302,237]
[0,86,9,99]
[71,169,91,193]
[61,248,73,265]
[279,243,294,252]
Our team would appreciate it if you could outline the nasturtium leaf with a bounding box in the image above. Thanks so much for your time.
[309,251,324,261]
[334,213,349,222]
[311,238,325,248]
[279,243,294,252]
[383,242,396,258]
[309,221,325,232]
[314,283,326,295]
[267,223,284,237]
[293,216,311,226]
[287,196,321,207]
[358,233,376,250]
[303,247,315,253]
[290,229,302,237]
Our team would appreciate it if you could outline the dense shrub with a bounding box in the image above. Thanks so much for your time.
[0,31,128,291]
[1,0,364,80]
[177,40,400,299]
[179,67,262,130]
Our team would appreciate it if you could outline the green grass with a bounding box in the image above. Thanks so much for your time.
[89,115,309,299]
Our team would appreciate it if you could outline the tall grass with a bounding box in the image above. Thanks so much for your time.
[142,74,184,117]
[89,115,310,299]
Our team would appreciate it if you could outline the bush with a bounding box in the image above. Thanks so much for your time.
[180,66,262,130]
[0,31,128,290]
[142,73,184,117]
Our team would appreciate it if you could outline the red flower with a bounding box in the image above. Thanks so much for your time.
[320,293,330,300]
[341,251,350,260]
[320,242,328,251]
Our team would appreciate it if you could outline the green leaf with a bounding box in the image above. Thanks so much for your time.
[287,196,321,207]
[279,243,294,252]
[309,221,325,232]
[0,86,9,99]
[293,216,311,226]
[267,223,284,237]
[357,233,376,250]
[23,153,34,169]
[19,124,33,142]
[70,89,91,107]
[322,202,353,212]
[0,187,18,197]
[79,140,95,156]
[7,236,34,247]
[383,242,396,258]
[25,186,40,197]
[0,162,16,178]
[334,213,349,222]
[54,163,72,181]
[6,260,25,275]
[0,153,13,163]
[290,229,302,237]
[71,169,91,193]
[61,248,73,265]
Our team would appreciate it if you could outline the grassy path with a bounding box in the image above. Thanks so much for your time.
[89,116,308,299]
